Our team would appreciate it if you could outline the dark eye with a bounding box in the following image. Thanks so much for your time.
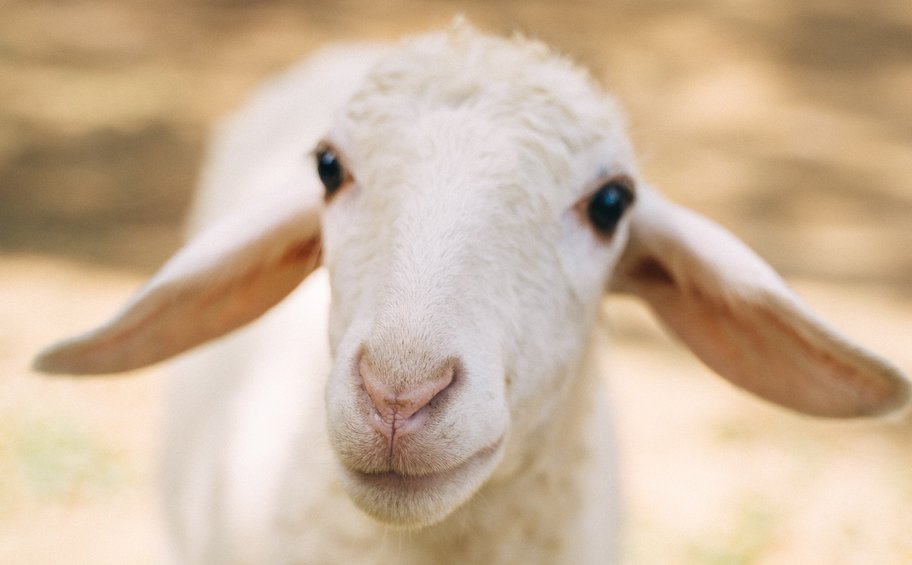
[316,148,345,196]
[587,182,634,234]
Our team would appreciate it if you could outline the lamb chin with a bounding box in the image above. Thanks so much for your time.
[337,438,505,528]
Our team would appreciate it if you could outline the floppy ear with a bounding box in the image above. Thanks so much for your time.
[612,186,910,418]
[33,190,322,375]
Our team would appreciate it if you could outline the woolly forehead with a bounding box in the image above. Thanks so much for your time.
[330,29,637,204]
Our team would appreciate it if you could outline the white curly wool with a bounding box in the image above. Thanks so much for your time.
[35,22,909,564]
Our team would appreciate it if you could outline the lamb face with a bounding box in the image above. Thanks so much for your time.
[317,32,638,527]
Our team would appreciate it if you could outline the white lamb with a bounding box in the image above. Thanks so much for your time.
[35,22,910,564]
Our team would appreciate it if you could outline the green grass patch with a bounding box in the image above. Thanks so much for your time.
[684,497,779,565]
[7,416,127,502]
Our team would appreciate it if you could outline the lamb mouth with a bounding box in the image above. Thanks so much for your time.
[347,437,505,492]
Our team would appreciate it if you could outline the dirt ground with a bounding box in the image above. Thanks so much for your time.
[1,1,910,563]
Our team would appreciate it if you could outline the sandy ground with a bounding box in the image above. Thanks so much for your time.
[1,1,910,563]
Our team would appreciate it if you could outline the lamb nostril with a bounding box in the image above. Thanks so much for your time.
[358,354,456,427]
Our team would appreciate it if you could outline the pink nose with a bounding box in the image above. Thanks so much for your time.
[359,353,456,437]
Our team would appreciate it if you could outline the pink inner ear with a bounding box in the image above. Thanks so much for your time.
[642,275,906,417]
[631,249,909,417]
[34,236,322,375]
[33,185,325,376]
[626,257,675,286]
[613,188,910,418]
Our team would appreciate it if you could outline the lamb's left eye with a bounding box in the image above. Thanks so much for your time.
[587,182,634,234]
[316,148,345,196]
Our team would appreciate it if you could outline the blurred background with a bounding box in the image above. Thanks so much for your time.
[1,0,910,563]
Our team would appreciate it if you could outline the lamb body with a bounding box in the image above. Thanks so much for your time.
[35,23,909,564]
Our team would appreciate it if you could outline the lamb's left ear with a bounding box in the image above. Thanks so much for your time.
[33,191,322,375]
[612,185,910,418]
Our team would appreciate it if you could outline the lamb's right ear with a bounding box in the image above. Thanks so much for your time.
[33,191,322,375]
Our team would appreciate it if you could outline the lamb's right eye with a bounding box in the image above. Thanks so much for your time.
[316,148,345,196]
